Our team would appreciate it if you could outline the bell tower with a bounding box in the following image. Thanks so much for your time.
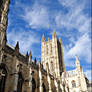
[0,0,10,62]
[41,31,65,78]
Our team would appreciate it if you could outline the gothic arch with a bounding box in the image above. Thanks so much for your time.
[17,72,24,92]
[0,63,7,92]
[32,78,36,92]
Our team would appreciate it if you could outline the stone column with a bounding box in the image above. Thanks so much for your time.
[13,72,19,91]
[39,59,43,92]
[12,56,19,92]
[54,79,59,92]
[28,67,32,92]
[65,86,68,92]
[60,83,64,92]
[46,63,52,92]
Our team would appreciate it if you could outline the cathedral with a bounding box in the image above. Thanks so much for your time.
[0,0,89,92]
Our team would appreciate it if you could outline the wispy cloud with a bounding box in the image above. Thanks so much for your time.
[55,1,91,33]
[55,0,91,65]
[7,29,40,54]
[22,2,50,29]
[64,33,91,63]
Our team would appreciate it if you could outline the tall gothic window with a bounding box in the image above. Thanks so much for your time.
[42,83,46,92]
[0,65,7,92]
[17,72,24,92]
[72,80,76,88]
[32,78,36,92]
[51,61,54,74]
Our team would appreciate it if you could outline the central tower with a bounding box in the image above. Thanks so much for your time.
[41,31,65,78]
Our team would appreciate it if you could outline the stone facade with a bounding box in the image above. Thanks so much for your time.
[41,32,65,78]
[0,0,88,92]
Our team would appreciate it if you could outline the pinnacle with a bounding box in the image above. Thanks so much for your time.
[52,30,56,38]
[15,41,19,50]
[59,37,62,43]
[29,50,32,59]
[42,34,45,42]
[75,55,80,64]
[39,58,41,65]
[26,51,29,58]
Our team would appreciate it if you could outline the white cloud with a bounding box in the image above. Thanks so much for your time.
[84,70,92,81]
[56,0,91,34]
[58,0,84,9]
[7,29,40,54]
[64,33,91,63]
[55,7,91,33]
[56,0,91,65]
[23,3,50,29]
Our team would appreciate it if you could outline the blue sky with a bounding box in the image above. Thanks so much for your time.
[7,0,91,80]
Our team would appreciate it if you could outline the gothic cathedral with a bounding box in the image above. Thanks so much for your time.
[0,0,88,92]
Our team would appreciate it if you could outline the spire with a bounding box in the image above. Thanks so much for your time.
[59,37,62,44]
[29,50,32,59]
[75,55,80,65]
[26,51,29,60]
[28,50,32,64]
[15,41,19,54]
[75,55,81,71]
[52,30,56,38]
[42,34,45,42]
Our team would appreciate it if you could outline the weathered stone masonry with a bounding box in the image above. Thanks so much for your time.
[0,0,88,92]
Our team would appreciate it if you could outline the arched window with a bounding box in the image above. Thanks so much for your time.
[72,80,76,88]
[32,78,36,92]
[17,72,24,92]
[51,61,54,73]
[0,64,7,92]
[42,83,46,92]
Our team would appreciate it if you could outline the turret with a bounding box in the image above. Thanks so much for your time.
[52,30,57,39]
[28,50,32,64]
[75,55,80,67]
[41,34,45,42]
[75,55,81,71]
[14,41,19,55]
